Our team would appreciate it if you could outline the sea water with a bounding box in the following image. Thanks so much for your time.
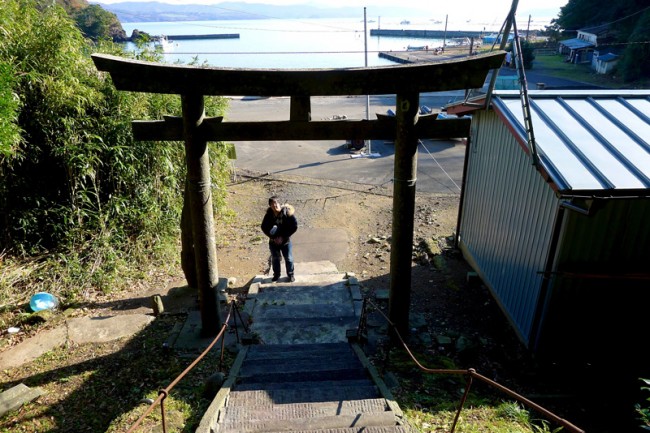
[119,14,553,69]
[120,17,480,69]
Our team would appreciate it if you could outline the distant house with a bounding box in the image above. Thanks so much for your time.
[592,51,620,74]
[559,25,612,64]
[447,90,650,365]
[558,31,596,64]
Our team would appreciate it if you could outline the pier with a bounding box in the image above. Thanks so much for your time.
[370,29,483,39]
[166,34,239,41]
[379,46,481,64]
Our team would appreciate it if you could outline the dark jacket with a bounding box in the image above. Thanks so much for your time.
[261,204,298,246]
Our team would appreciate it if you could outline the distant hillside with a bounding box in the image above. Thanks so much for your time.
[57,0,128,41]
[94,1,428,23]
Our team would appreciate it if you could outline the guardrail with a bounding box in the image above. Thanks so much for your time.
[125,298,248,433]
[358,298,585,433]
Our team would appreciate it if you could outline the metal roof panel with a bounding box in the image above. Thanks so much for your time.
[492,91,650,196]
[559,38,595,49]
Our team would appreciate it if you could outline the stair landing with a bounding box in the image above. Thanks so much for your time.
[196,262,407,433]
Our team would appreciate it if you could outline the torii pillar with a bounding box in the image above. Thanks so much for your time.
[389,92,419,337]
[182,93,222,336]
[90,51,506,341]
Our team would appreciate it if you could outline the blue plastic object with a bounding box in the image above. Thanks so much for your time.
[29,292,58,312]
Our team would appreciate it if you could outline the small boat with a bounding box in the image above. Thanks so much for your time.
[400,20,411,25]
[446,37,472,46]
[156,35,174,51]
[482,33,513,44]
[407,45,427,51]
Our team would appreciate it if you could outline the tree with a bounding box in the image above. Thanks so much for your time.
[509,39,536,70]
[0,0,229,300]
[550,0,649,83]
[0,62,22,159]
[554,0,641,32]
[618,9,650,82]
[74,4,127,42]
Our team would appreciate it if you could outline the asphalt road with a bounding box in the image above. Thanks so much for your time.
[225,93,468,195]
[223,60,599,195]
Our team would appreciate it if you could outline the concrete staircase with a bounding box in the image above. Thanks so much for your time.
[196,262,408,433]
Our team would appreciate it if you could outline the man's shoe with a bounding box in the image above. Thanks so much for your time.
[272,275,280,282]
[289,275,295,283]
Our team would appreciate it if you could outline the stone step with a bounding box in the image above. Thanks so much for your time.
[252,303,355,320]
[216,410,399,433]
[240,356,360,376]
[241,343,357,361]
[254,427,409,433]
[249,318,359,345]
[257,273,348,287]
[220,398,390,422]
[0,384,45,417]
[254,284,352,305]
[257,278,350,291]
[244,342,355,357]
[237,366,369,386]
[229,382,377,406]
[234,378,376,392]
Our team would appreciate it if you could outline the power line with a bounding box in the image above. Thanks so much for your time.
[417,140,462,194]
[558,5,650,32]
[159,49,408,56]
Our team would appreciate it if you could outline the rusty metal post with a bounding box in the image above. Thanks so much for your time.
[181,93,222,336]
[388,91,419,337]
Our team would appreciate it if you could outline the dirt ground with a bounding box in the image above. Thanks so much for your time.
[0,169,600,433]
[215,169,533,383]
[215,172,615,432]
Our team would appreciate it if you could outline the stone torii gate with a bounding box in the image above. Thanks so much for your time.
[92,52,504,337]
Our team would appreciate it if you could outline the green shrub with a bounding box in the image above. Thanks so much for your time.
[0,0,230,307]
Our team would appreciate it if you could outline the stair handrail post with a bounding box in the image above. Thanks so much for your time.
[182,93,223,336]
[450,371,475,433]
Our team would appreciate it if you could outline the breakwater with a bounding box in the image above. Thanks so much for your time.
[370,29,483,39]
[167,34,239,40]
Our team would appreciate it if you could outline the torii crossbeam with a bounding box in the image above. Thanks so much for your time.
[92,51,505,336]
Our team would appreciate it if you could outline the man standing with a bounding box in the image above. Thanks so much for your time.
[261,196,298,282]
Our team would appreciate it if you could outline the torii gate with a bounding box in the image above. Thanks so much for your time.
[92,52,505,337]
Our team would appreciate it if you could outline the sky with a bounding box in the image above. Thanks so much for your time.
[95,0,569,22]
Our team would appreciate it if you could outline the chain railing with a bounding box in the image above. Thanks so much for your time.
[359,298,585,433]
[126,298,248,433]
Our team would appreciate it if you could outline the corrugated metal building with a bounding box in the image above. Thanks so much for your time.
[451,90,650,363]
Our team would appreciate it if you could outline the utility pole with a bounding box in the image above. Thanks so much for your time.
[443,14,448,50]
[364,7,371,155]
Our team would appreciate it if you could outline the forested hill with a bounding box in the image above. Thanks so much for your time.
[94,1,428,23]
[56,0,128,41]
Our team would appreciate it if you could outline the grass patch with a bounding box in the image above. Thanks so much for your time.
[383,348,564,433]
[0,313,236,433]
[532,54,639,89]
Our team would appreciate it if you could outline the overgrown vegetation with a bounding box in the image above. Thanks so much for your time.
[532,53,644,88]
[0,307,236,432]
[0,0,230,327]
[508,39,536,69]
[384,349,563,433]
[637,378,650,431]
